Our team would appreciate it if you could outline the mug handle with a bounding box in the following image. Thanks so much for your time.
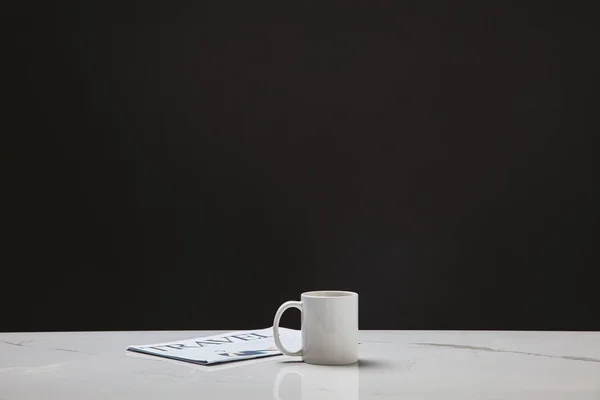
[273,301,303,356]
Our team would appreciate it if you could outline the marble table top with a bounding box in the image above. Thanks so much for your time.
[1,330,599,399]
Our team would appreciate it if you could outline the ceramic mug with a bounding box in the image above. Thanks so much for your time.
[273,290,359,365]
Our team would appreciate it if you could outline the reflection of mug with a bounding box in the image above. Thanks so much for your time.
[273,365,359,400]
[273,291,359,365]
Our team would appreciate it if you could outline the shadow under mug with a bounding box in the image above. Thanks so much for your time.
[273,290,359,365]
[273,365,359,400]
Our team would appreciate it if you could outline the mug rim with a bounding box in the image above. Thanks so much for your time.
[302,290,358,299]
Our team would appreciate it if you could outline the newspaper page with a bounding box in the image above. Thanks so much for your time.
[127,327,300,365]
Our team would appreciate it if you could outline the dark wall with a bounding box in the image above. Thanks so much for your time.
[4,1,598,331]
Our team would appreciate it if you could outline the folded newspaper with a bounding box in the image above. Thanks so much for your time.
[127,327,300,365]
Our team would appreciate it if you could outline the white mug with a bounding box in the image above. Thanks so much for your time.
[273,290,359,365]
[273,364,359,400]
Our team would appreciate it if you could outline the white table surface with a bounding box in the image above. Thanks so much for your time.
[1,330,599,399]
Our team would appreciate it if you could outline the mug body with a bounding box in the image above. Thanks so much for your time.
[300,291,359,365]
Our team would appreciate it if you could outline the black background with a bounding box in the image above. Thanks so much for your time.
[4,1,598,332]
